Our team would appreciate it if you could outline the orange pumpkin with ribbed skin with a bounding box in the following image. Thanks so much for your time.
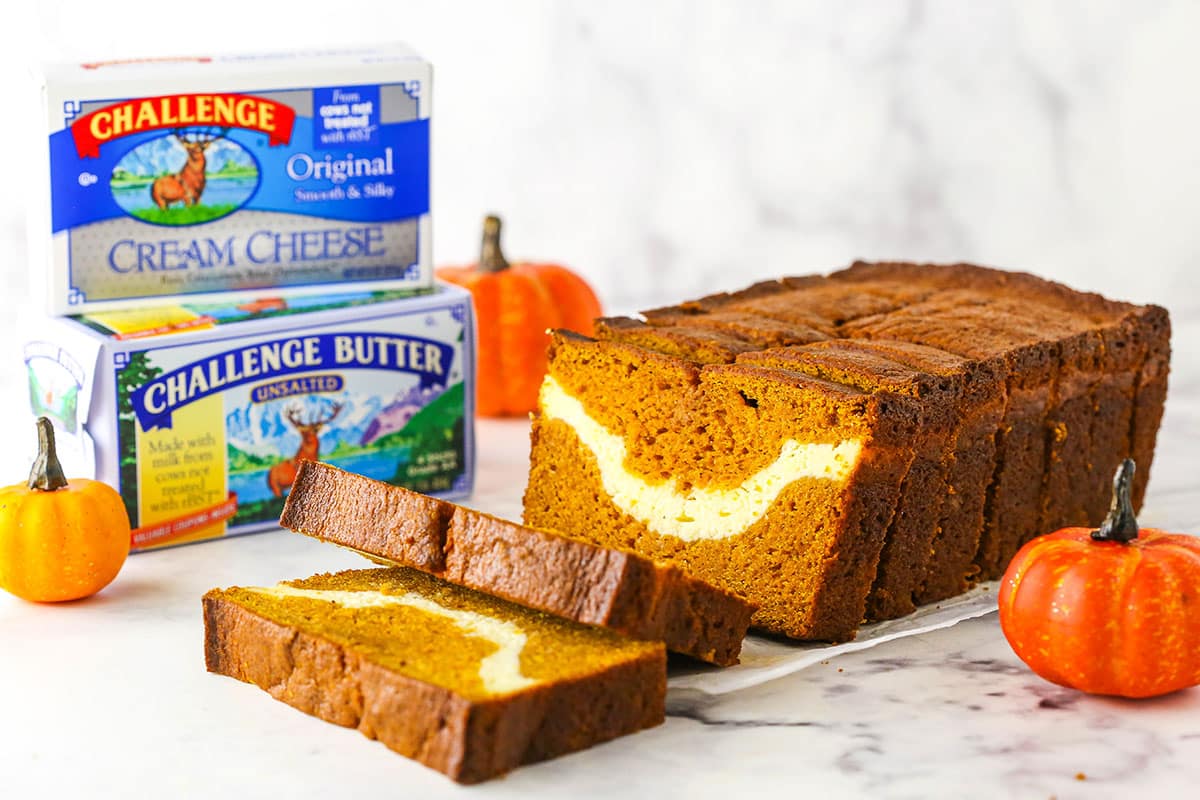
[0,418,130,603]
[999,459,1200,698]
[438,216,602,416]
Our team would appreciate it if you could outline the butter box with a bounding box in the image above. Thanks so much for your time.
[24,283,474,551]
[35,44,432,315]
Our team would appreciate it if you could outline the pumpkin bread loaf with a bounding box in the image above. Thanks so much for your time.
[836,261,1168,575]
[279,460,754,666]
[523,263,1170,639]
[204,567,665,784]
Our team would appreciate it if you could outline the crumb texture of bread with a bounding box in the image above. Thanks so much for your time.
[524,262,1170,640]
[280,461,754,666]
[203,567,665,784]
[526,349,921,641]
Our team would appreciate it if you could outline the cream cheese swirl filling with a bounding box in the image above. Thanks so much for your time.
[247,585,537,694]
[539,375,863,541]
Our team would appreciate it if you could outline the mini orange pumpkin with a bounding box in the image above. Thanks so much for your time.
[999,459,1200,698]
[0,418,131,602]
[437,215,602,416]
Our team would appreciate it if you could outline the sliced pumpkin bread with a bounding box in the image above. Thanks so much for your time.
[279,460,755,666]
[204,567,665,783]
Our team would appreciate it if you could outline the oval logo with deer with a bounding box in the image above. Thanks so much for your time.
[110,126,260,226]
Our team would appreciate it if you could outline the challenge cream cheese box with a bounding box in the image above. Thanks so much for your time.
[24,283,474,550]
[34,44,432,315]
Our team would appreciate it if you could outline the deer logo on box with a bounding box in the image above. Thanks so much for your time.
[267,401,344,498]
[151,127,227,210]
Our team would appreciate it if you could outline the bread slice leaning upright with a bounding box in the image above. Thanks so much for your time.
[279,460,756,666]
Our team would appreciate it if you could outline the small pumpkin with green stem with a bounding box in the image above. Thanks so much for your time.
[437,215,603,416]
[0,418,131,602]
[999,459,1200,698]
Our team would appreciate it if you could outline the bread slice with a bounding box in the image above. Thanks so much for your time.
[735,340,963,620]
[835,261,1168,576]
[203,567,665,784]
[833,338,1006,603]
[279,460,754,666]
[525,330,921,642]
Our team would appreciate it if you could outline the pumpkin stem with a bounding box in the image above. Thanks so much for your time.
[28,417,69,492]
[479,215,510,273]
[1091,458,1138,543]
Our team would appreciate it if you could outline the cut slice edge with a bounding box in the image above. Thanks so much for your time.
[279,460,755,666]
[203,567,666,784]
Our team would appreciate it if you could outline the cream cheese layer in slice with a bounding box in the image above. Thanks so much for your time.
[247,585,537,694]
[539,376,863,541]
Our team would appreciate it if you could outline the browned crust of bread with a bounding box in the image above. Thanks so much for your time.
[832,261,1139,319]
[529,262,1169,640]
[279,461,755,666]
[202,594,666,784]
[1128,304,1171,510]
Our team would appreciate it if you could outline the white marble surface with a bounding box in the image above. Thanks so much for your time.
[3,343,1200,797]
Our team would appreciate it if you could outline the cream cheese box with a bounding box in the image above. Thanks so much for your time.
[24,283,474,550]
[34,44,432,315]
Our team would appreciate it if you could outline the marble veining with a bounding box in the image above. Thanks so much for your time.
[663,618,1200,796]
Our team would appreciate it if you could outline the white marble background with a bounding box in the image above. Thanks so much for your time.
[3,0,1198,469]
[2,0,1199,318]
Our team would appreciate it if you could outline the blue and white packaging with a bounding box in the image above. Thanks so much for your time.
[24,284,474,550]
[34,44,432,315]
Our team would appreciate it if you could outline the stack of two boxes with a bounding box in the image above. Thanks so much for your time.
[25,45,475,551]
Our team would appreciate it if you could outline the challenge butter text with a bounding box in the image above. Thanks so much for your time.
[140,334,445,417]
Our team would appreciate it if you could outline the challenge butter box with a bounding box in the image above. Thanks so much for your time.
[24,284,474,550]
[34,44,432,315]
